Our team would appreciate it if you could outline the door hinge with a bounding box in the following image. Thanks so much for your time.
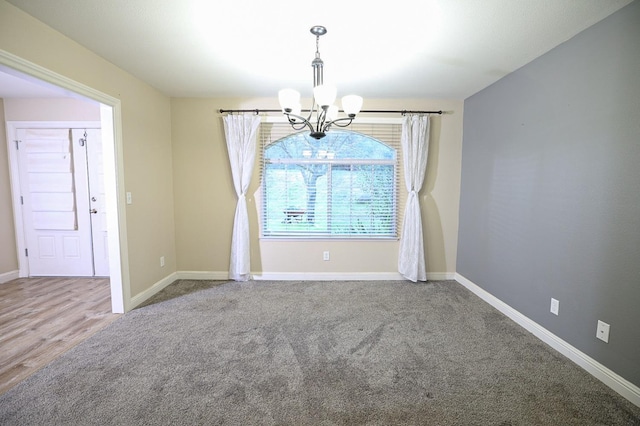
[15,140,20,150]
[20,195,24,205]
[25,248,28,257]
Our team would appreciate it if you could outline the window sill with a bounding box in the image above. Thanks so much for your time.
[260,236,399,242]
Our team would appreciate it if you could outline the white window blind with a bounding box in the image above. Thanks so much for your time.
[260,122,404,239]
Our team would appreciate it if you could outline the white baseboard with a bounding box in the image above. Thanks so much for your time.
[176,270,230,281]
[253,272,454,281]
[128,271,454,308]
[0,270,19,284]
[174,270,454,282]
[455,273,640,408]
[426,272,457,281]
[253,272,405,281]
[130,272,179,309]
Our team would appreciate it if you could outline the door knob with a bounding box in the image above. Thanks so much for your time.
[90,209,98,214]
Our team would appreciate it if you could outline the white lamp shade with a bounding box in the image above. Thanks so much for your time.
[279,89,301,112]
[326,105,339,121]
[291,103,302,116]
[313,84,337,107]
[342,95,363,116]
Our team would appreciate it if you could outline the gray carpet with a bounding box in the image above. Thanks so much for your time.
[1,279,639,425]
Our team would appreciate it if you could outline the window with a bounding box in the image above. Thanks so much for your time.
[261,123,402,239]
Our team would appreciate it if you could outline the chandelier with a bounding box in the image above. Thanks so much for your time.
[278,26,363,140]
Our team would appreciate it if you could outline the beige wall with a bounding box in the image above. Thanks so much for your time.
[172,97,463,277]
[0,99,18,276]
[2,0,463,289]
[0,1,176,299]
[3,97,100,121]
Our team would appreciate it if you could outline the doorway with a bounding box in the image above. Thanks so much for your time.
[8,124,109,277]
[1,50,127,313]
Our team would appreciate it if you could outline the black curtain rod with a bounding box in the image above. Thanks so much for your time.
[219,109,443,115]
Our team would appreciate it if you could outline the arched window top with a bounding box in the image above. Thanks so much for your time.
[265,130,395,161]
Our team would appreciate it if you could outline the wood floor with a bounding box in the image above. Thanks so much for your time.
[0,277,121,395]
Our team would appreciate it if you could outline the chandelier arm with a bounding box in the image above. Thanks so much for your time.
[317,107,328,133]
[284,112,316,133]
[290,121,311,131]
[303,101,316,123]
[323,117,355,131]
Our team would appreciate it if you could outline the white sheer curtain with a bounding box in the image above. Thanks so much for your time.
[223,113,260,281]
[398,114,430,282]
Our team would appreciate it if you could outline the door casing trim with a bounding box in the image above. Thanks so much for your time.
[2,46,129,313]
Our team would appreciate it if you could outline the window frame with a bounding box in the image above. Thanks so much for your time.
[259,119,404,240]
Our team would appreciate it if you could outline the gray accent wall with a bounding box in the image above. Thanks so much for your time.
[457,1,640,387]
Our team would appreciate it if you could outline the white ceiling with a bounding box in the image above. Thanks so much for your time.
[2,0,634,100]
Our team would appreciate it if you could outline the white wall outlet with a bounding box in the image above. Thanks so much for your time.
[323,251,330,261]
[596,320,610,343]
[126,192,132,204]
[160,256,165,267]
[550,298,559,315]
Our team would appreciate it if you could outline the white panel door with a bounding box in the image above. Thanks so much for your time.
[17,128,94,276]
[77,129,110,276]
